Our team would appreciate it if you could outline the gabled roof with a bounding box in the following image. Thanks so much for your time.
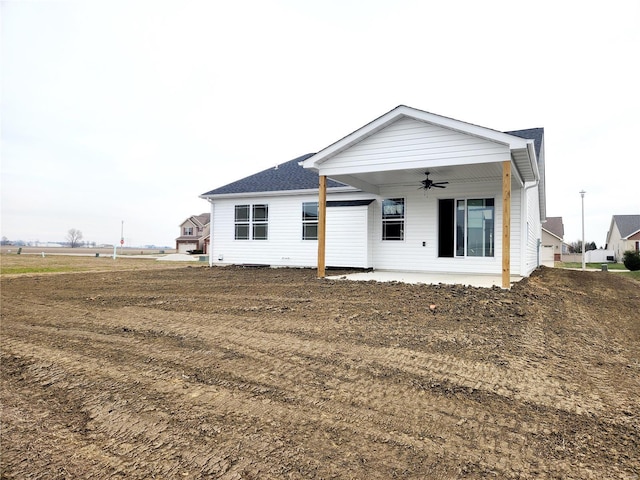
[201,153,347,197]
[303,105,541,183]
[612,214,640,238]
[180,213,210,227]
[192,213,210,226]
[542,217,564,239]
[506,128,544,162]
[201,107,545,199]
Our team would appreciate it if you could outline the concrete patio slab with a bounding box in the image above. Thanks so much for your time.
[327,270,523,289]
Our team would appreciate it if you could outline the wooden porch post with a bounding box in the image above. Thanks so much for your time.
[502,161,511,289]
[317,175,327,278]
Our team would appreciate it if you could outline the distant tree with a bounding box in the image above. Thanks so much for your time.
[567,240,598,254]
[568,240,581,253]
[67,228,83,248]
[1,236,10,245]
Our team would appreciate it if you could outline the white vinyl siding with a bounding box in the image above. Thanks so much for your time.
[209,193,373,268]
[326,206,369,268]
[207,176,530,276]
[371,180,517,275]
[522,183,541,275]
[319,117,511,176]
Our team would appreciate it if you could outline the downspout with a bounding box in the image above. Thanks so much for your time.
[522,180,540,272]
[520,139,541,274]
[207,199,214,267]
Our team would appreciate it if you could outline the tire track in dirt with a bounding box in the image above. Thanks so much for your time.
[4,301,637,478]
[2,266,639,479]
[2,336,457,478]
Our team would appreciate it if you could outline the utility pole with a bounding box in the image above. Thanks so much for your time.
[580,190,586,270]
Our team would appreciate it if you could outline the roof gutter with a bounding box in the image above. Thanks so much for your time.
[199,185,358,201]
[527,141,540,181]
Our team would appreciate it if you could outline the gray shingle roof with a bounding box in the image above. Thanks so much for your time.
[505,128,544,160]
[193,213,209,226]
[203,128,544,197]
[201,153,346,196]
[613,214,640,238]
[543,216,564,238]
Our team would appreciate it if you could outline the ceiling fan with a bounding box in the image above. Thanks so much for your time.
[420,171,449,190]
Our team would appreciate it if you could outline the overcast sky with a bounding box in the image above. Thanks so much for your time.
[2,0,639,247]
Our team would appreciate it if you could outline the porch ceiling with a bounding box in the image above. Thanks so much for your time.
[328,162,507,192]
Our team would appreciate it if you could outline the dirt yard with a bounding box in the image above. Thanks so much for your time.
[1,261,639,479]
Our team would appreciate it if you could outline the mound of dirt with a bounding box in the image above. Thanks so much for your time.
[1,266,638,479]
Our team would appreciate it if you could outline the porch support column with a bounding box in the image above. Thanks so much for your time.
[317,175,327,278]
[502,160,511,289]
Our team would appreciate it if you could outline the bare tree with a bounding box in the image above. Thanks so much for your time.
[567,239,598,253]
[67,228,83,248]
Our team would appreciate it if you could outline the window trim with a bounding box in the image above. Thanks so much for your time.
[252,204,269,241]
[302,202,319,240]
[451,197,495,258]
[382,198,405,241]
[234,204,268,240]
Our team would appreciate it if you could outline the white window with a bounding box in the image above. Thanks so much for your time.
[382,198,405,241]
[302,202,318,240]
[439,198,494,257]
[235,204,268,240]
[183,227,193,236]
[252,204,269,240]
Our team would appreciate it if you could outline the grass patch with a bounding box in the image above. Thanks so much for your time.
[619,271,640,281]
[1,265,84,275]
[555,262,628,270]
[555,261,639,282]
[0,254,186,276]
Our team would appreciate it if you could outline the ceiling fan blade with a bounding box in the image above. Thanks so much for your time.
[420,172,448,190]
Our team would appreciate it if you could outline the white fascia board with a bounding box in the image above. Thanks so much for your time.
[510,145,538,184]
[199,186,358,200]
[302,105,530,170]
[327,175,380,195]
[624,228,640,240]
[526,141,540,181]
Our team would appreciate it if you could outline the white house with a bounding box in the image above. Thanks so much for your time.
[201,106,545,288]
[541,216,565,264]
[605,215,640,261]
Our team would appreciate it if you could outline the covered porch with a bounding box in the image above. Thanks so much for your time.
[303,106,541,289]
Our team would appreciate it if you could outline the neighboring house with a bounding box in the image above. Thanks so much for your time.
[201,105,546,288]
[541,216,564,261]
[605,214,640,261]
[176,213,210,253]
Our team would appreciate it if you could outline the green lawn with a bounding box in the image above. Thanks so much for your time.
[555,262,628,270]
[619,270,640,281]
[555,262,640,281]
